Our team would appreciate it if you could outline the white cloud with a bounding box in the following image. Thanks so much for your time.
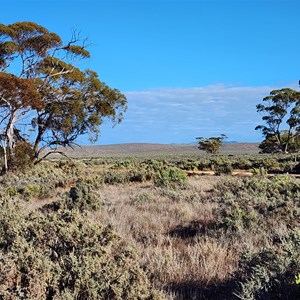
[98,83,299,144]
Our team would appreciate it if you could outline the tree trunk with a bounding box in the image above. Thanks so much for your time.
[6,111,17,170]
[1,142,8,174]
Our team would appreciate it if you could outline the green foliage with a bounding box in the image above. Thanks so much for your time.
[176,159,199,171]
[10,141,35,171]
[216,174,300,202]
[213,175,300,236]
[102,169,148,185]
[256,88,300,153]
[154,167,188,189]
[0,199,163,299]
[259,131,300,154]
[220,203,258,232]
[196,134,227,154]
[62,183,101,212]
[234,232,300,300]
[214,161,233,175]
[18,183,52,200]
[0,21,127,172]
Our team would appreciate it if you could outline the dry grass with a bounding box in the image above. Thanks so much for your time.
[88,176,241,299]
[3,155,300,299]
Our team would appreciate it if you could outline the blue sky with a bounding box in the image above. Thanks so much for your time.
[1,0,300,144]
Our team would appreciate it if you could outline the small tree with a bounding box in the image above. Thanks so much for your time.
[0,22,127,172]
[196,134,227,154]
[255,88,300,153]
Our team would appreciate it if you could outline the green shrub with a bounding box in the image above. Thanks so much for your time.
[212,175,300,236]
[68,183,101,211]
[215,162,233,175]
[220,203,258,232]
[254,157,282,173]
[176,159,199,171]
[0,200,165,300]
[234,231,300,300]
[18,183,52,200]
[232,158,253,170]
[154,167,188,189]
[215,175,300,201]
[42,183,101,213]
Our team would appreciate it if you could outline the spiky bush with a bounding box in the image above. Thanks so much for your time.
[154,167,188,189]
[0,199,164,300]
[234,231,300,300]
[213,175,300,233]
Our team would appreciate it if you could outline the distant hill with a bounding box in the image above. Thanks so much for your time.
[52,143,260,158]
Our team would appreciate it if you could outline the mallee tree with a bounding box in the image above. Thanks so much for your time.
[255,88,300,153]
[0,22,127,172]
[196,134,227,154]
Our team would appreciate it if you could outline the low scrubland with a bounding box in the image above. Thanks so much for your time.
[1,154,300,299]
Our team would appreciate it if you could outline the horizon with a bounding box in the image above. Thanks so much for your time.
[2,0,300,145]
[67,140,258,146]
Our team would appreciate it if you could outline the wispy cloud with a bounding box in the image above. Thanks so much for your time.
[96,83,298,144]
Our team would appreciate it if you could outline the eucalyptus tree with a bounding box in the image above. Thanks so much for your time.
[255,88,300,153]
[0,22,127,171]
[196,134,227,154]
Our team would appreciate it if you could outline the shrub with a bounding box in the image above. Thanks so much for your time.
[220,203,258,232]
[18,183,52,200]
[42,183,101,213]
[0,200,165,299]
[234,231,300,299]
[176,160,199,171]
[215,162,233,175]
[232,158,253,170]
[211,175,300,238]
[154,167,188,189]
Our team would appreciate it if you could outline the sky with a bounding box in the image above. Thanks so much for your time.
[1,0,300,144]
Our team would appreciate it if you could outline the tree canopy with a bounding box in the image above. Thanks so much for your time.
[0,22,127,171]
[196,134,227,154]
[255,88,300,153]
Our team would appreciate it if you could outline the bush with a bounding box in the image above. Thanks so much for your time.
[18,183,52,200]
[215,163,233,175]
[154,167,188,189]
[212,175,300,236]
[0,200,164,300]
[41,183,101,213]
[234,231,300,299]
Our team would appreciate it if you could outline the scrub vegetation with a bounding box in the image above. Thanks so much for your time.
[1,20,300,300]
[1,153,300,299]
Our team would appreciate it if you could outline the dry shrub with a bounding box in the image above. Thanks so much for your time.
[3,155,300,299]
[0,198,165,300]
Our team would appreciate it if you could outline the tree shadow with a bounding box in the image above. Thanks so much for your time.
[168,220,221,239]
[166,280,236,300]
